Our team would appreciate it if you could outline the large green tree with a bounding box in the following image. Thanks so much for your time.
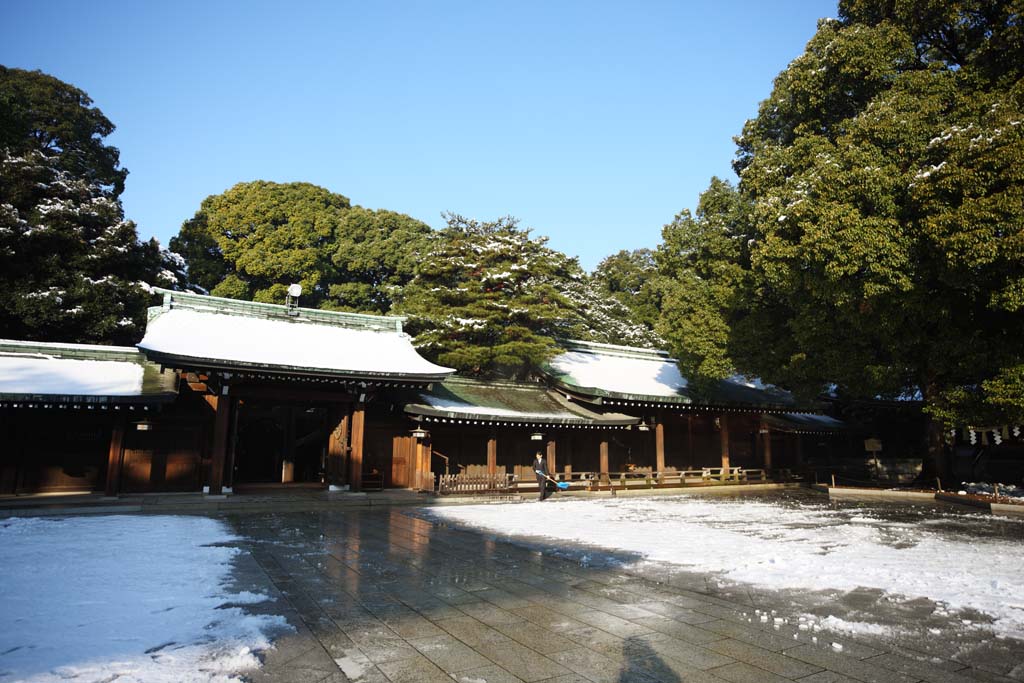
[0,67,166,344]
[661,1,1024,473]
[170,181,432,313]
[654,178,751,388]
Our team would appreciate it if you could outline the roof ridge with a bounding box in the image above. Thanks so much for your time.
[150,288,406,333]
[560,339,674,361]
[0,339,145,362]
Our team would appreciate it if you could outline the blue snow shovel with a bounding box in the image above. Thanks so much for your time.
[546,476,570,491]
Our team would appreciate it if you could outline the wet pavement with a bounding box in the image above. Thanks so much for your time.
[221,499,1024,683]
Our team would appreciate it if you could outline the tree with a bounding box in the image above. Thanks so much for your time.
[592,248,662,331]
[170,181,432,313]
[665,1,1024,473]
[396,213,656,377]
[654,178,751,387]
[395,214,570,377]
[0,68,166,345]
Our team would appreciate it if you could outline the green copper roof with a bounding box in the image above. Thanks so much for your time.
[405,376,639,427]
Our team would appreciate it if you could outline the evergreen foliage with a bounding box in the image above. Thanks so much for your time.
[396,214,657,378]
[170,181,432,314]
[0,67,166,344]
[656,1,1024,469]
[592,248,662,331]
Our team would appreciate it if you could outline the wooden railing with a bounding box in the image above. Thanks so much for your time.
[434,467,790,495]
[436,473,517,495]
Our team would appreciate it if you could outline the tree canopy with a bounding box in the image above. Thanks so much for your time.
[170,181,433,314]
[395,214,658,378]
[656,0,1024,469]
[0,67,167,344]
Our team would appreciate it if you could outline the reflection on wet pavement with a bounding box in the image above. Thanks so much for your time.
[220,494,1024,682]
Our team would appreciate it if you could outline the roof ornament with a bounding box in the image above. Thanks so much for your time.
[285,283,302,316]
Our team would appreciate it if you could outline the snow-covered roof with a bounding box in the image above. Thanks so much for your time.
[138,289,453,381]
[405,377,639,427]
[0,339,177,404]
[544,340,799,410]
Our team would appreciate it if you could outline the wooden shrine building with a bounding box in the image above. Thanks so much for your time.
[1,294,851,497]
[539,340,848,476]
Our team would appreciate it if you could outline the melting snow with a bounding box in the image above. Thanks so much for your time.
[0,355,143,396]
[138,309,452,377]
[429,496,1024,639]
[0,515,286,682]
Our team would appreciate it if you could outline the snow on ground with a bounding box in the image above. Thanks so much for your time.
[0,515,286,683]
[962,482,1024,499]
[429,495,1024,639]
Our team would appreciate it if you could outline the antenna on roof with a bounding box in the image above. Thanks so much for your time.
[285,283,302,316]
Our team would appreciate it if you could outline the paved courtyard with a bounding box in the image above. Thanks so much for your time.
[221,505,1024,683]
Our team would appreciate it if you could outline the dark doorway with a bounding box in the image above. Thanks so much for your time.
[233,400,330,485]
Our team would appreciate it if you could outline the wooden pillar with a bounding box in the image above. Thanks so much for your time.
[104,414,126,497]
[655,422,665,473]
[208,393,231,495]
[564,434,574,475]
[762,423,772,471]
[415,438,432,490]
[546,438,557,477]
[349,404,365,491]
[688,415,695,468]
[795,433,804,464]
[719,414,730,470]
[487,436,497,475]
[281,406,295,483]
[328,411,349,486]
[599,439,609,475]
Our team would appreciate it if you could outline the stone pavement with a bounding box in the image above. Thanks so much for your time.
[222,507,1023,683]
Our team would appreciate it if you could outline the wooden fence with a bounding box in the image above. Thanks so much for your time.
[436,473,517,495]
[434,467,786,495]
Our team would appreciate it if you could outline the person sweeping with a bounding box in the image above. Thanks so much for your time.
[533,450,559,501]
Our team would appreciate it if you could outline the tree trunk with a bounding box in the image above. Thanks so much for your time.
[921,381,948,484]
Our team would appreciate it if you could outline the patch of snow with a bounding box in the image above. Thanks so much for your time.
[549,349,689,396]
[138,309,453,377]
[429,497,1024,639]
[0,515,287,682]
[814,615,900,638]
[422,395,577,420]
[0,355,143,395]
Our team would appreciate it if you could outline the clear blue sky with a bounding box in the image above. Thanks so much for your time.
[2,0,837,271]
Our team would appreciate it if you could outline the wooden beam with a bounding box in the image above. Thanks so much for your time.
[719,415,730,470]
[655,422,665,473]
[228,384,358,403]
[104,415,126,497]
[349,405,365,491]
[546,438,557,476]
[599,439,609,475]
[208,394,231,495]
[487,436,497,475]
[762,423,772,471]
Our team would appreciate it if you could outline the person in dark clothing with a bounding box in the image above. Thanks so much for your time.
[533,451,553,501]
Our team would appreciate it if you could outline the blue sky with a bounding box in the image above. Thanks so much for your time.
[1,0,837,270]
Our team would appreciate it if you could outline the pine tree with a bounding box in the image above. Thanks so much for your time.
[0,67,164,344]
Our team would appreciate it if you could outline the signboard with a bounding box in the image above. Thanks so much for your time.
[864,438,882,452]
